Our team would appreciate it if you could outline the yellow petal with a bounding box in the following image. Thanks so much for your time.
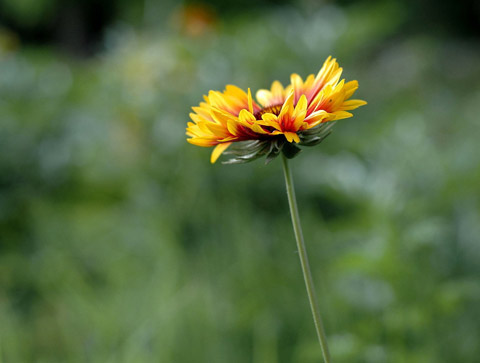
[189,112,209,124]
[238,109,256,125]
[250,123,268,134]
[225,85,248,100]
[187,138,217,147]
[343,80,359,99]
[204,122,229,137]
[278,90,294,120]
[261,113,278,122]
[305,110,329,127]
[332,111,353,120]
[284,132,300,143]
[255,89,273,107]
[292,94,307,130]
[192,106,213,121]
[210,142,232,163]
[340,99,367,110]
[271,81,284,99]
[259,113,282,131]
[290,73,304,102]
[314,56,336,86]
[210,107,233,127]
[325,67,343,88]
[247,88,254,114]
[226,119,240,135]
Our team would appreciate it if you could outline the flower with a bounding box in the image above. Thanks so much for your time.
[186,56,366,164]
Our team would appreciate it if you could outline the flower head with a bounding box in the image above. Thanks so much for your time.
[186,56,366,163]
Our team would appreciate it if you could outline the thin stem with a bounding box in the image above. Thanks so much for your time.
[281,154,332,363]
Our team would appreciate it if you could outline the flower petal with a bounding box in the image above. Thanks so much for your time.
[332,111,353,120]
[211,142,232,163]
[292,94,308,130]
[255,80,285,107]
[340,99,367,111]
[290,73,304,103]
[278,90,295,127]
[247,88,254,114]
[259,113,282,131]
[238,109,256,125]
[284,132,300,143]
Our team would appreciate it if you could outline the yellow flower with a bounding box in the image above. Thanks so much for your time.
[186,56,366,163]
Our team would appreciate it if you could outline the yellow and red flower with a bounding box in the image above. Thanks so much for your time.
[186,56,366,163]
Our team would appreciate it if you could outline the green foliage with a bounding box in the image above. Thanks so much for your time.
[1,3,480,362]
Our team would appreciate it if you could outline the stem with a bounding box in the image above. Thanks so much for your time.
[281,154,332,363]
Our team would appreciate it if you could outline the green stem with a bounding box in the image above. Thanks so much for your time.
[281,154,332,363]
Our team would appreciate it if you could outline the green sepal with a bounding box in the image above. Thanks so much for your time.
[220,122,336,164]
[282,142,302,159]
[299,122,335,146]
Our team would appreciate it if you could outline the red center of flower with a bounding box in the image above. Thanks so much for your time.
[254,104,283,119]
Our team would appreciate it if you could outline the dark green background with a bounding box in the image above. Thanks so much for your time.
[1,0,479,362]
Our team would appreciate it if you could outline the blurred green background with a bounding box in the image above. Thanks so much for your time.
[1,0,480,362]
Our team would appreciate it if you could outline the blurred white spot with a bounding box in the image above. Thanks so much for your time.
[329,333,357,356]
[336,274,395,311]
[364,344,388,363]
